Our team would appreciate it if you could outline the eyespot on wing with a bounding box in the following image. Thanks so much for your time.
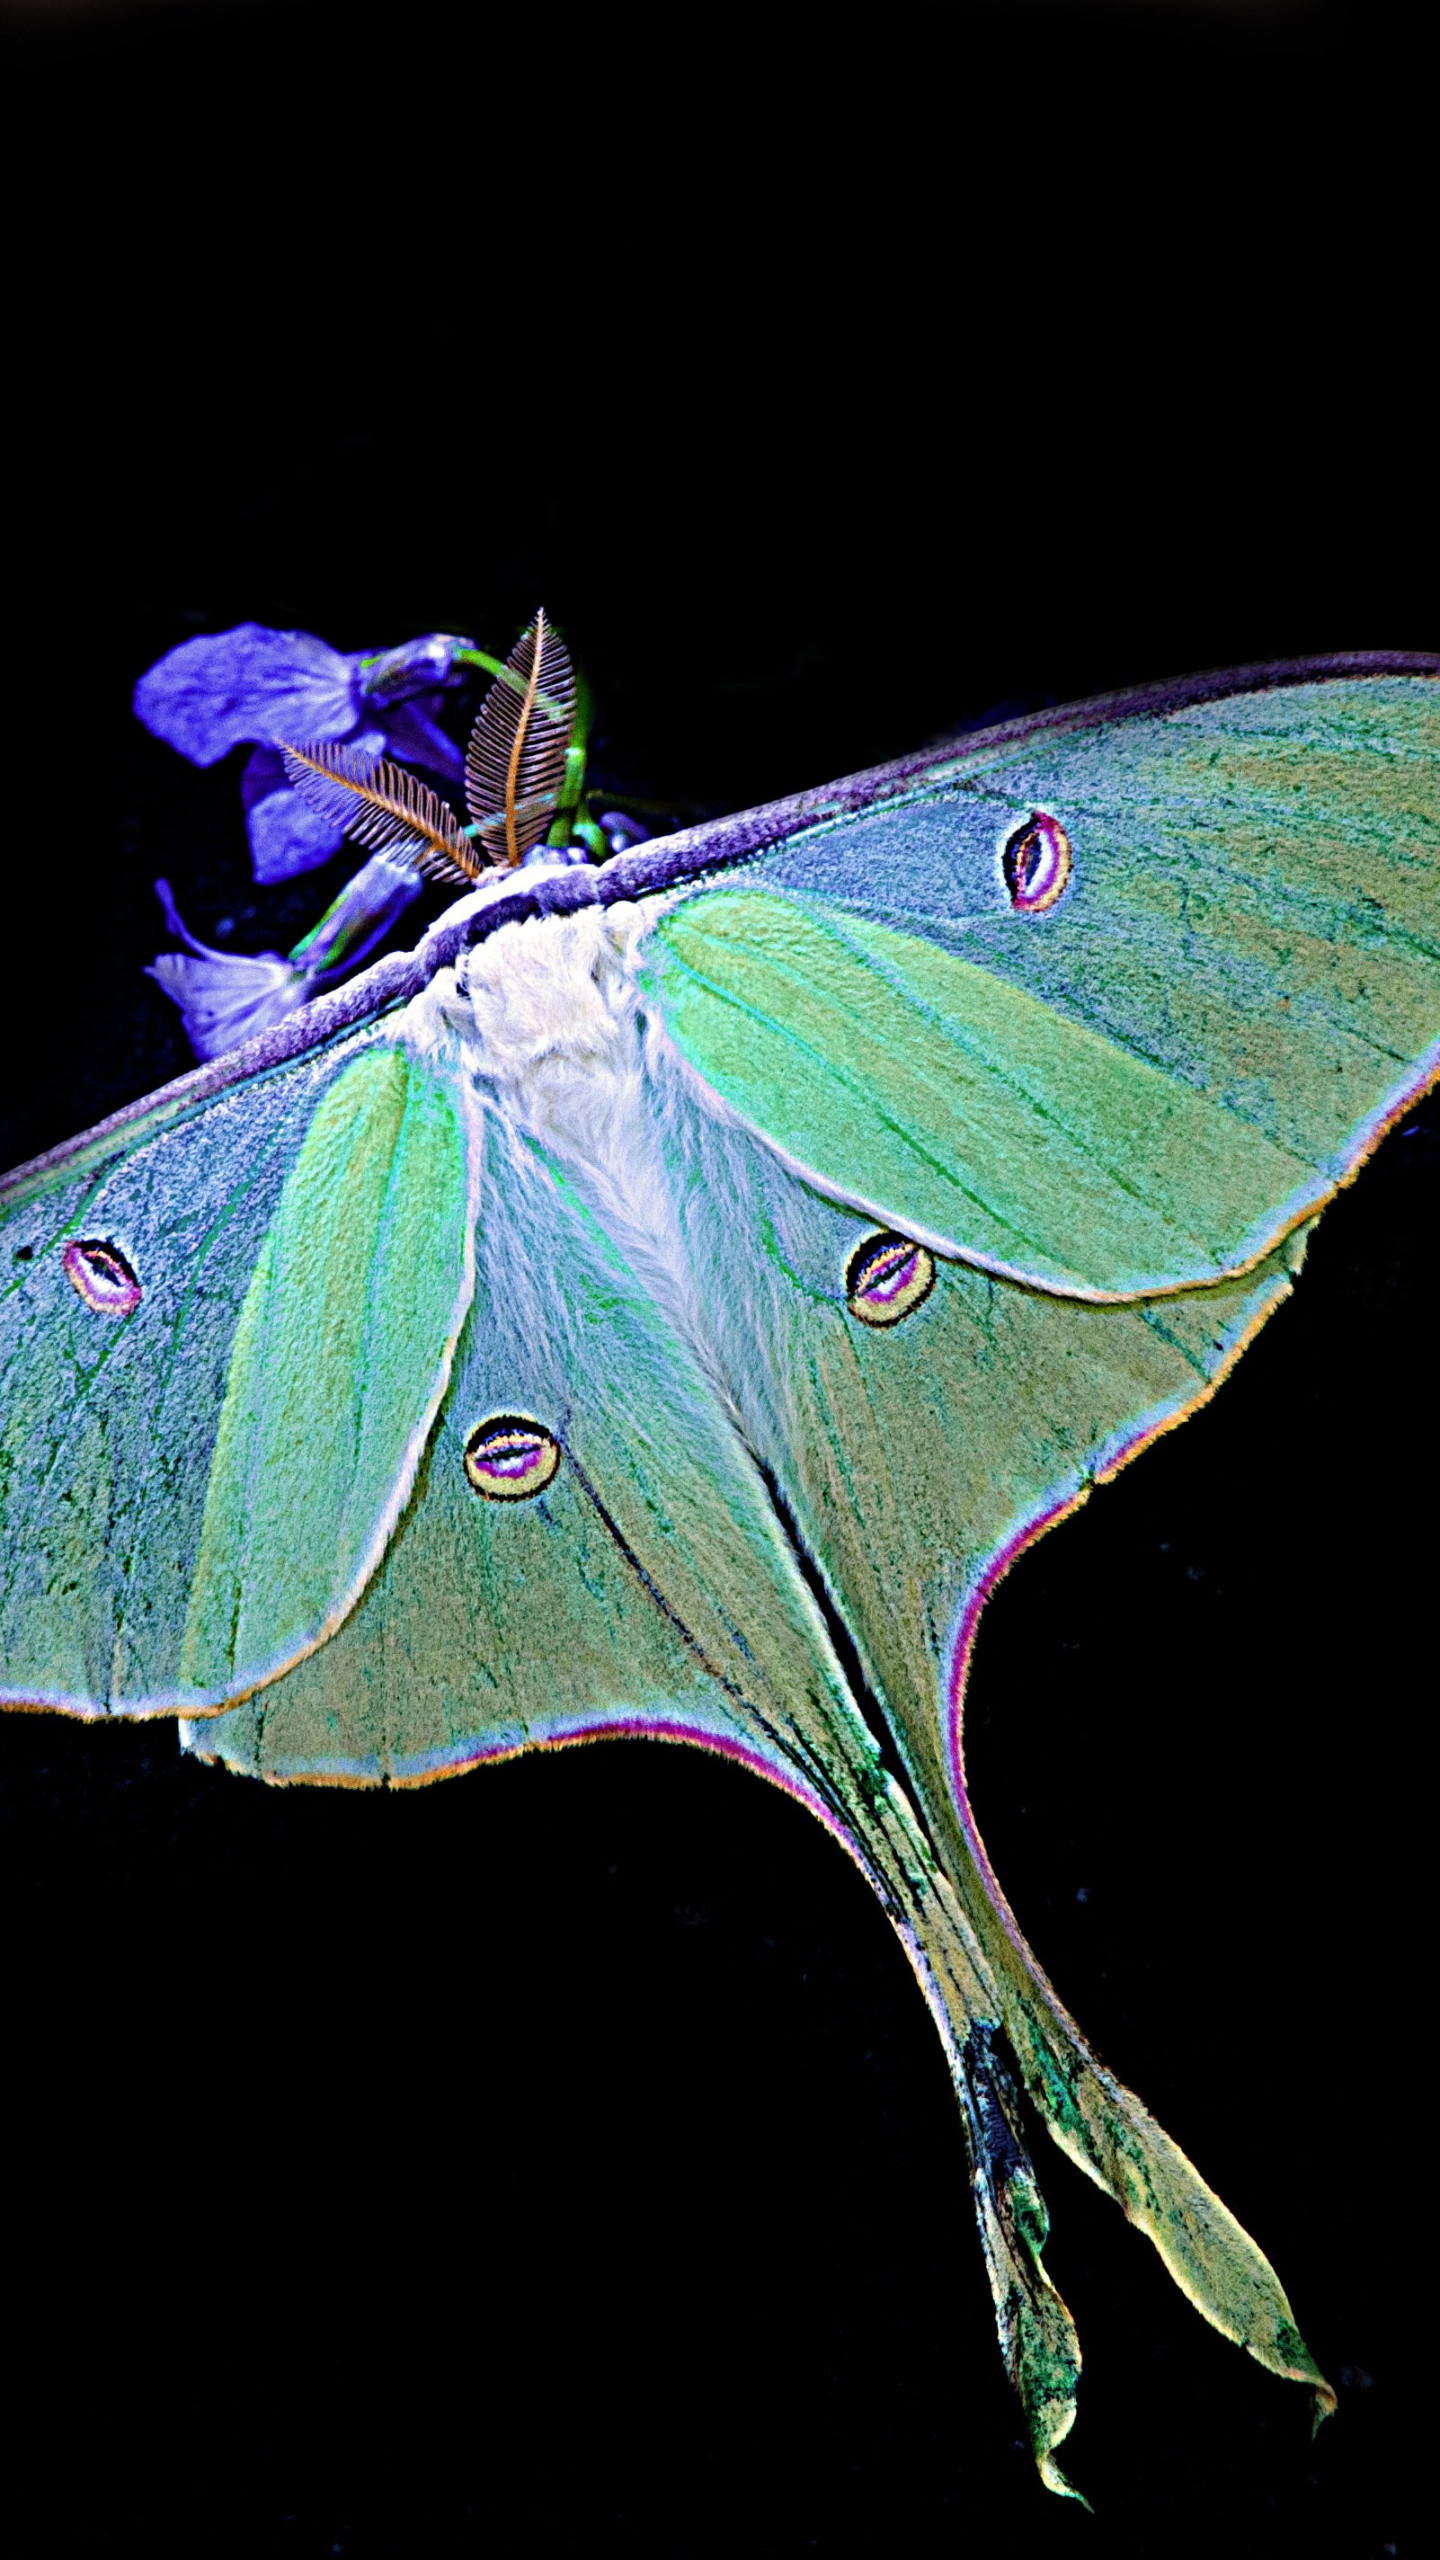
[845,1233,936,1326]
[1002,811,1072,913]
[63,1238,142,1316]
[463,1415,562,1501]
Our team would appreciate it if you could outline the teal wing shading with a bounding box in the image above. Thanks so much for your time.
[654,1081,1334,2442]
[185,1096,1095,2487]
[186,1058,1336,2490]
[615,671,1440,2457]
[644,673,1440,1296]
[0,1033,474,1715]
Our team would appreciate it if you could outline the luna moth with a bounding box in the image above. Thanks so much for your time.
[1,642,1435,2499]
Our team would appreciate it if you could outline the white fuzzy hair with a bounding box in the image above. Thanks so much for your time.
[400,899,733,1391]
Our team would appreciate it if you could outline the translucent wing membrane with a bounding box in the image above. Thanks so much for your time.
[281,740,480,883]
[464,611,577,866]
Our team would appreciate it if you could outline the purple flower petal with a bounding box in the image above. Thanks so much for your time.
[148,881,313,1059]
[133,623,363,767]
[241,729,387,882]
[378,694,465,783]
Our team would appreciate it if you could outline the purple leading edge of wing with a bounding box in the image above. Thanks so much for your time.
[7,650,1438,1199]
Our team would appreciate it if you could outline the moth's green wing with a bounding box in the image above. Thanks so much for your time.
[632,679,1440,2437]
[0,1036,473,1714]
[180,1046,475,1702]
[182,1109,875,1791]
[647,673,1440,1296]
[186,1106,1091,2489]
[8,667,1431,2487]
[658,1094,1333,2427]
[187,1076,1330,2485]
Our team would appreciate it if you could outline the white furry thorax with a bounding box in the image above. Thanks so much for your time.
[398,899,714,1354]
[405,898,652,1152]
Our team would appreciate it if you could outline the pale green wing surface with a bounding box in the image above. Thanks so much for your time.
[181,1043,475,1704]
[647,673,1440,1297]
[650,890,1316,1295]
[0,1036,472,1714]
[186,1102,1095,2485]
[187,1075,1331,2474]
[184,1105,880,1797]
[649,1081,1329,2416]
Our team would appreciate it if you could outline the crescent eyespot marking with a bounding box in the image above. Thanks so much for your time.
[1002,810,1072,913]
[463,1415,562,1502]
[845,1233,936,1327]
[63,1239,142,1317]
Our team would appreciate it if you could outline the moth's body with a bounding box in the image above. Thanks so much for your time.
[414,900,724,1392]
[3,654,1437,2499]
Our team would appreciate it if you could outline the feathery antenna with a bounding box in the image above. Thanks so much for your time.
[280,742,481,885]
[464,612,577,867]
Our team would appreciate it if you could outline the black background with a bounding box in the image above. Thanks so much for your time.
[0,3,1425,2554]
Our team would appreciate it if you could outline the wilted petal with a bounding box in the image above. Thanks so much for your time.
[241,730,386,882]
[133,623,363,767]
[355,633,476,704]
[147,883,314,1060]
[377,693,464,782]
